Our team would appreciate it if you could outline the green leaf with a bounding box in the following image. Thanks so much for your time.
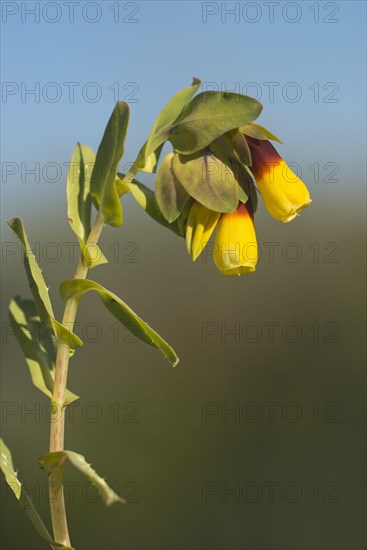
[236,180,249,204]
[172,150,238,213]
[209,134,236,164]
[90,102,130,227]
[59,279,179,367]
[155,152,190,222]
[79,238,108,270]
[9,297,78,404]
[66,143,95,243]
[241,122,283,144]
[7,218,82,349]
[52,320,83,349]
[176,197,194,237]
[135,142,164,174]
[66,144,108,269]
[240,165,258,212]
[7,218,55,329]
[208,139,248,206]
[138,78,201,169]
[226,129,251,166]
[115,174,131,197]
[39,450,125,506]
[117,174,181,235]
[168,91,263,154]
[252,123,283,143]
[0,438,55,545]
[143,143,164,173]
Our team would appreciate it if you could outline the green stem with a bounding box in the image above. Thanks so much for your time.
[48,213,105,547]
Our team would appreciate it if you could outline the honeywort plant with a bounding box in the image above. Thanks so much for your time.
[1,78,311,549]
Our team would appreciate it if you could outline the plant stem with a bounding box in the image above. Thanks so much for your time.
[48,213,105,547]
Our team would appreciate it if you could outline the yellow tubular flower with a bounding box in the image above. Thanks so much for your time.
[185,201,221,261]
[214,203,258,276]
[247,137,312,223]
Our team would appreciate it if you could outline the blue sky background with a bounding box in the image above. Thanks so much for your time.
[1,0,366,220]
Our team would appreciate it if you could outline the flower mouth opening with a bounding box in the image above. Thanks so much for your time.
[283,198,312,223]
[221,264,256,276]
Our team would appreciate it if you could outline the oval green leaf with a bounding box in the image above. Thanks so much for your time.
[172,151,238,213]
[168,91,263,154]
[155,152,190,222]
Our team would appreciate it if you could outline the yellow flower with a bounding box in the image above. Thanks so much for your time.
[214,203,258,276]
[247,137,311,223]
[185,201,221,261]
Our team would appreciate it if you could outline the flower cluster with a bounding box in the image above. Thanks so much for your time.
[154,125,311,276]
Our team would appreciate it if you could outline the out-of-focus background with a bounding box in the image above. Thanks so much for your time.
[1,1,366,549]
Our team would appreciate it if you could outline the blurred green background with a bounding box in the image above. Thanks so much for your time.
[1,1,366,549]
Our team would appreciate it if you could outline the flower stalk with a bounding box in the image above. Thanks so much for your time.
[48,213,105,547]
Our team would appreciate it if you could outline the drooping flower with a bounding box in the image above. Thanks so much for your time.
[184,200,258,276]
[148,129,311,275]
[125,83,312,276]
[246,136,312,223]
[213,202,258,275]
